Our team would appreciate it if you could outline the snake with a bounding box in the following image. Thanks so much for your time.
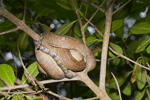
[35,32,96,79]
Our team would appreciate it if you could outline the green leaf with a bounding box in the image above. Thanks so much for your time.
[106,87,120,100]
[86,35,102,46]
[17,32,29,50]
[73,32,82,41]
[6,42,18,54]
[146,9,150,23]
[4,0,23,8]
[111,20,124,32]
[114,25,124,38]
[122,81,131,96]
[38,23,51,32]
[95,19,105,39]
[31,0,55,19]
[135,89,146,100]
[129,1,145,18]
[0,64,15,86]
[130,22,150,34]
[134,18,146,25]
[68,86,91,97]
[12,96,24,100]
[88,0,97,3]
[135,36,150,53]
[0,80,4,87]
[12,97,18,100]
[110,58,121,66]
[56,0,77,10]
[136,59,146,90]
[55,20,77,35]
[21,62,39,84]
[127,38,144,58]
[0,20,15,32]
[146,45,150,54]
[74,22,82,37]
[109,71,132,88]
[0,35,9,46]
[35,8,55,20]
[0,97,5,100]
[109,43,123,57]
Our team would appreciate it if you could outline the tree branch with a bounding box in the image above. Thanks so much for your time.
[76,72,111,100]
[99,0,114,91]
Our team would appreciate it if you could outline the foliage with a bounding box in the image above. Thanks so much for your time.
[0,0,150,99]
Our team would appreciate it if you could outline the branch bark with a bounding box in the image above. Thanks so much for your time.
[99,0,114,91]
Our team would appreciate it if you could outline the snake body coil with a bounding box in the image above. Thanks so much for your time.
[35,32,96,79]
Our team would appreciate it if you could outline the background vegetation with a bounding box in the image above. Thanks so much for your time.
[0,0,150,100]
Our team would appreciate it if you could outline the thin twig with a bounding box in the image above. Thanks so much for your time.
[111,72,122,100]
[146,62,150,69]
[34,77,71,100]
[4,89,70,100]
[109,47,150,71]
[46,91,72,100]
[78,0,83,11]
[83,16,103,37]
[83,0,106,28]
[96,56,120,62]
[0,77,11,92]
[0,91,11,97]
[123,47,129,64]
[83,97,99,100]
[0,78,79,100]
[83,0,105,13]
[113,0,131,14]
[0,77,10,87]
[0,28,19,35]
[17,45,37,87]
[0,77,80,91]
[15,78,33,92]
[145,63,150,88]
[23,0,27,22]
[71,0,85,44]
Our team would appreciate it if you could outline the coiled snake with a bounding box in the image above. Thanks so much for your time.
[35,32,96,79]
